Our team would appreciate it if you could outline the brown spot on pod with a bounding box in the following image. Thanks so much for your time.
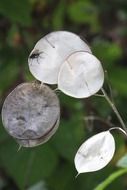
[1,82,60,147]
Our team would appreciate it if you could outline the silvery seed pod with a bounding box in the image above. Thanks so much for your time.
[28,31,92,84]
[1,82,60,147]
[58,51,104,98]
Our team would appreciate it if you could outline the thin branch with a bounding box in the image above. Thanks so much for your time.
[101,87,127,134]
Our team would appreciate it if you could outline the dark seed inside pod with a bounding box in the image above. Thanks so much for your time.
[1,82,60,147]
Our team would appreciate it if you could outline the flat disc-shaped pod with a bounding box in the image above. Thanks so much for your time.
[1,82,60,147]
[74,131,115,174]
[58,52,104,98]
[28,31,91,84]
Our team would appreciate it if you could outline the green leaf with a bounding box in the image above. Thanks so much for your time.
[0,59,20,94]
[0,136,58,189]
[109,67,127,95]
[94,168,127,190]
[28,181,47,190]
[52,117,85,162]
[47,162,77,190]
[68,1,100,32]
[52,0,65,30]
[117,154,127,168]
[0,0,31,26]
[92,39,122,65]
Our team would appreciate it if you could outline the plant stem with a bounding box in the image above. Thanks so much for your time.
[109,127,127,137]
[94,168,127,190]
[101,87,127,133]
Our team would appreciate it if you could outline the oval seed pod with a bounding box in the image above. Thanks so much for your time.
[28,31,91,84]
[58,51,104,98]
[74,131,115,175]
[1,82,60,147]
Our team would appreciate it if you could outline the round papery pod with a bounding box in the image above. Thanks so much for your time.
[58,51,104,98]
[74,131,115,174]
[1,82,60,147]
[28,31,92,84]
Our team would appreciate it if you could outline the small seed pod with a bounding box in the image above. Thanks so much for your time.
[74,131,115,174]
[58,51,104,98]
[1,82,60,147]
[28,31,91,84]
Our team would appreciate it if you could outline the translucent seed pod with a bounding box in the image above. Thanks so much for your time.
[58,51,104,98]
[74,131,115,175]
[28,31,91,84]
[1,82,60,147]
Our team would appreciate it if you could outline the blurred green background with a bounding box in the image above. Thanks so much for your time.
[0,0,127,189]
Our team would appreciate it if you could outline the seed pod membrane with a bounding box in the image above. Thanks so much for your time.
[2,82,60,147]
[74,131,115,174]
[58,52,104,98]
[28,31,91,84]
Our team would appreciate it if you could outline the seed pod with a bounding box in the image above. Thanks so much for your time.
[28,31,91,84]
[58,51,104,98]
[74,131,115,175]
[1,82,60,147]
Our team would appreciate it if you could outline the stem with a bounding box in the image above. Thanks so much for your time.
[109,127,127,137]
[94,168,127,190]
[101,87,127,133]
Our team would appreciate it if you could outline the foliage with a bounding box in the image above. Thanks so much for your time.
[94,168,127,190]
[0,0,127,189]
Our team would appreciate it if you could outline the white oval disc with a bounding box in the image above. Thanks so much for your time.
[74,131,115,174]
[28,31,91,84]
[58,52,104,98]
